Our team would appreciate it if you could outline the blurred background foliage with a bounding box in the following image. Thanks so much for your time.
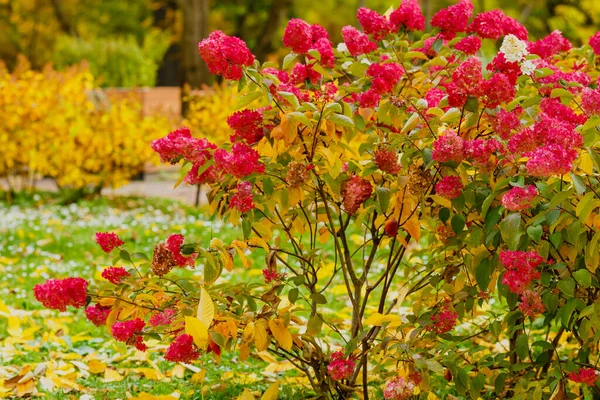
[1,0,599,88]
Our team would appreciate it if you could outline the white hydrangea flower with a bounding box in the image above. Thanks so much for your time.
[520,59,536,75]
[500,34,528,63]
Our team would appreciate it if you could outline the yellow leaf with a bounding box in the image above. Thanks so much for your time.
[170,365,185,379]
[105,301,121,329]
[237,389,256,400]
[248,237,269,251]
[103,368,124,383]
[403,216,421,242]
[254,320,270,351]
[185,316,208,349]
[268,319,293,351]
[240,342,250,362]
[197,286,214,328]
[87,360,106,375]
[363,312,402,326]
[261,380,280,400]
[242,322,256,343]
[429,195,451,208]
[190,369,206,384]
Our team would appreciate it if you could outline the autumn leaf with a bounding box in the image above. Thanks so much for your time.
[185,316,208,349]
[268,318,292,351]
[197,286,214,328]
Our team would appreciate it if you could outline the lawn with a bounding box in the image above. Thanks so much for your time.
[0,192,313,399]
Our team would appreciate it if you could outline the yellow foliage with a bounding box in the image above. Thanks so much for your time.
[183,82,240,145]
[0,57,173,191]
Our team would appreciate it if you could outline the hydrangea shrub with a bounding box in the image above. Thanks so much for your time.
[36,0,600,398]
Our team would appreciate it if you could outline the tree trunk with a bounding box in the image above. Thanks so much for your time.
[253,0,293,62]
[181,0,211,88]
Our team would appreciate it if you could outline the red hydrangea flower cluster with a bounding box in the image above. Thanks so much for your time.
[528,30,571,59]
[487,108,522,140]
[198,31,254,81]
[435,176,463,199]
[568,368,599,386]
[149,308,176,327]
[481,73,515,108]
[359,62,404,107]
[282,19,334,67]
[454,35,481,54]
[540,98,587,127]
[466,9,527,40]
[95,232,124,254]
[291,63,321,85]
[357,8,393,41]
[164,334,200,363]
[342,26,377,56]
[525,145,578,177]
[214,143,265,178]
[464,138,502,166]
[112,318,147,351]
[590,32,600,55]
[389,0,425,32]
[432,130,464,163]
[34,277,88,312]
[581,87,600,116]
[500,250,544,294]
[384,376,416,400]
[519,290,545,317]
[229,181,255,213]
[342,176,373,215]
[262,268,286,284]
[501,185,538,211]
[430,0,474,39]
[151,127,217,165]
[85,304,111,326]
[486,53,521,85]
[227,109,264,144]
[538,69,591,95]
[446,58,484,107]
[427,301,458,334]
[374,148,401,174]
[327,351,355,381]
[101,266,130,285]
[425,87,446,109]
[166,234,195,267]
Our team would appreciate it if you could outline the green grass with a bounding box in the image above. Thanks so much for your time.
[0,192,312,399]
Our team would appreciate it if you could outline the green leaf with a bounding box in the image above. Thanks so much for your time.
[557,277,575,297]
[451,214,466,234]
[132,252,149,261]
[550,88,574,100]
[277,91,300,109]
[574,269,592,288]
[326,113,354,128]
[306,314,323,336]
[310,293,327,304]
[287,111,313,127]
[515,333,529,360]
[465,96,479,113]
[526,225,543,243]
[376,187,390,213]
[282,54,298,70]
[475,258,491,291]
[236,91,263,110]
[500,213,523,250]
[288,288,299,304]
[119,249,131,262]
[570,173,587,196]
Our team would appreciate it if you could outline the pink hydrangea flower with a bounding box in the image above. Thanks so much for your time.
[327,351,355,381]
[282,18,313,54]
[34,278,88,312]
[95,232,125,253]
[581,88,600,116]
[198,31,254,80]
[446,57,485,107]
[464,138,503,166]
[358,89,382,108]
[342,176,373,215]
[482,73,515,108]
[487,108,522,140]
[519,290,545,317]
[501,185,538,211]
[435,176,463,199]
[112,318,147,351]
[455,36,481,54]
[342,26,377,56]
[85,304,111,326]
[149,309,176,327]
[528,30,571,59]
[425,87,446,109]
[101,266,130,285]
[568,368,599,386]
[384,376,416,400]
[389,0,425,32]
[165,334,201,363]
[525,144,578,177]
[357,7,393,41]
[500,250,544,294]
[427,300,458,334]
[229,181,255,213]
[432,130,464,163]
[227,109,264,144]
[165,234,195,267]
[214,143,265,178]
[374,148,401,174]
[468,9,506,40]
[431,0,474,39]
[151,127,217,166]
[589,32,600,55]
[502,16,528,40]
[366,62,404,94]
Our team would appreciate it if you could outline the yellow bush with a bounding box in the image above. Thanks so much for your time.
[0,58,173,192]
[183,82,240,145]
